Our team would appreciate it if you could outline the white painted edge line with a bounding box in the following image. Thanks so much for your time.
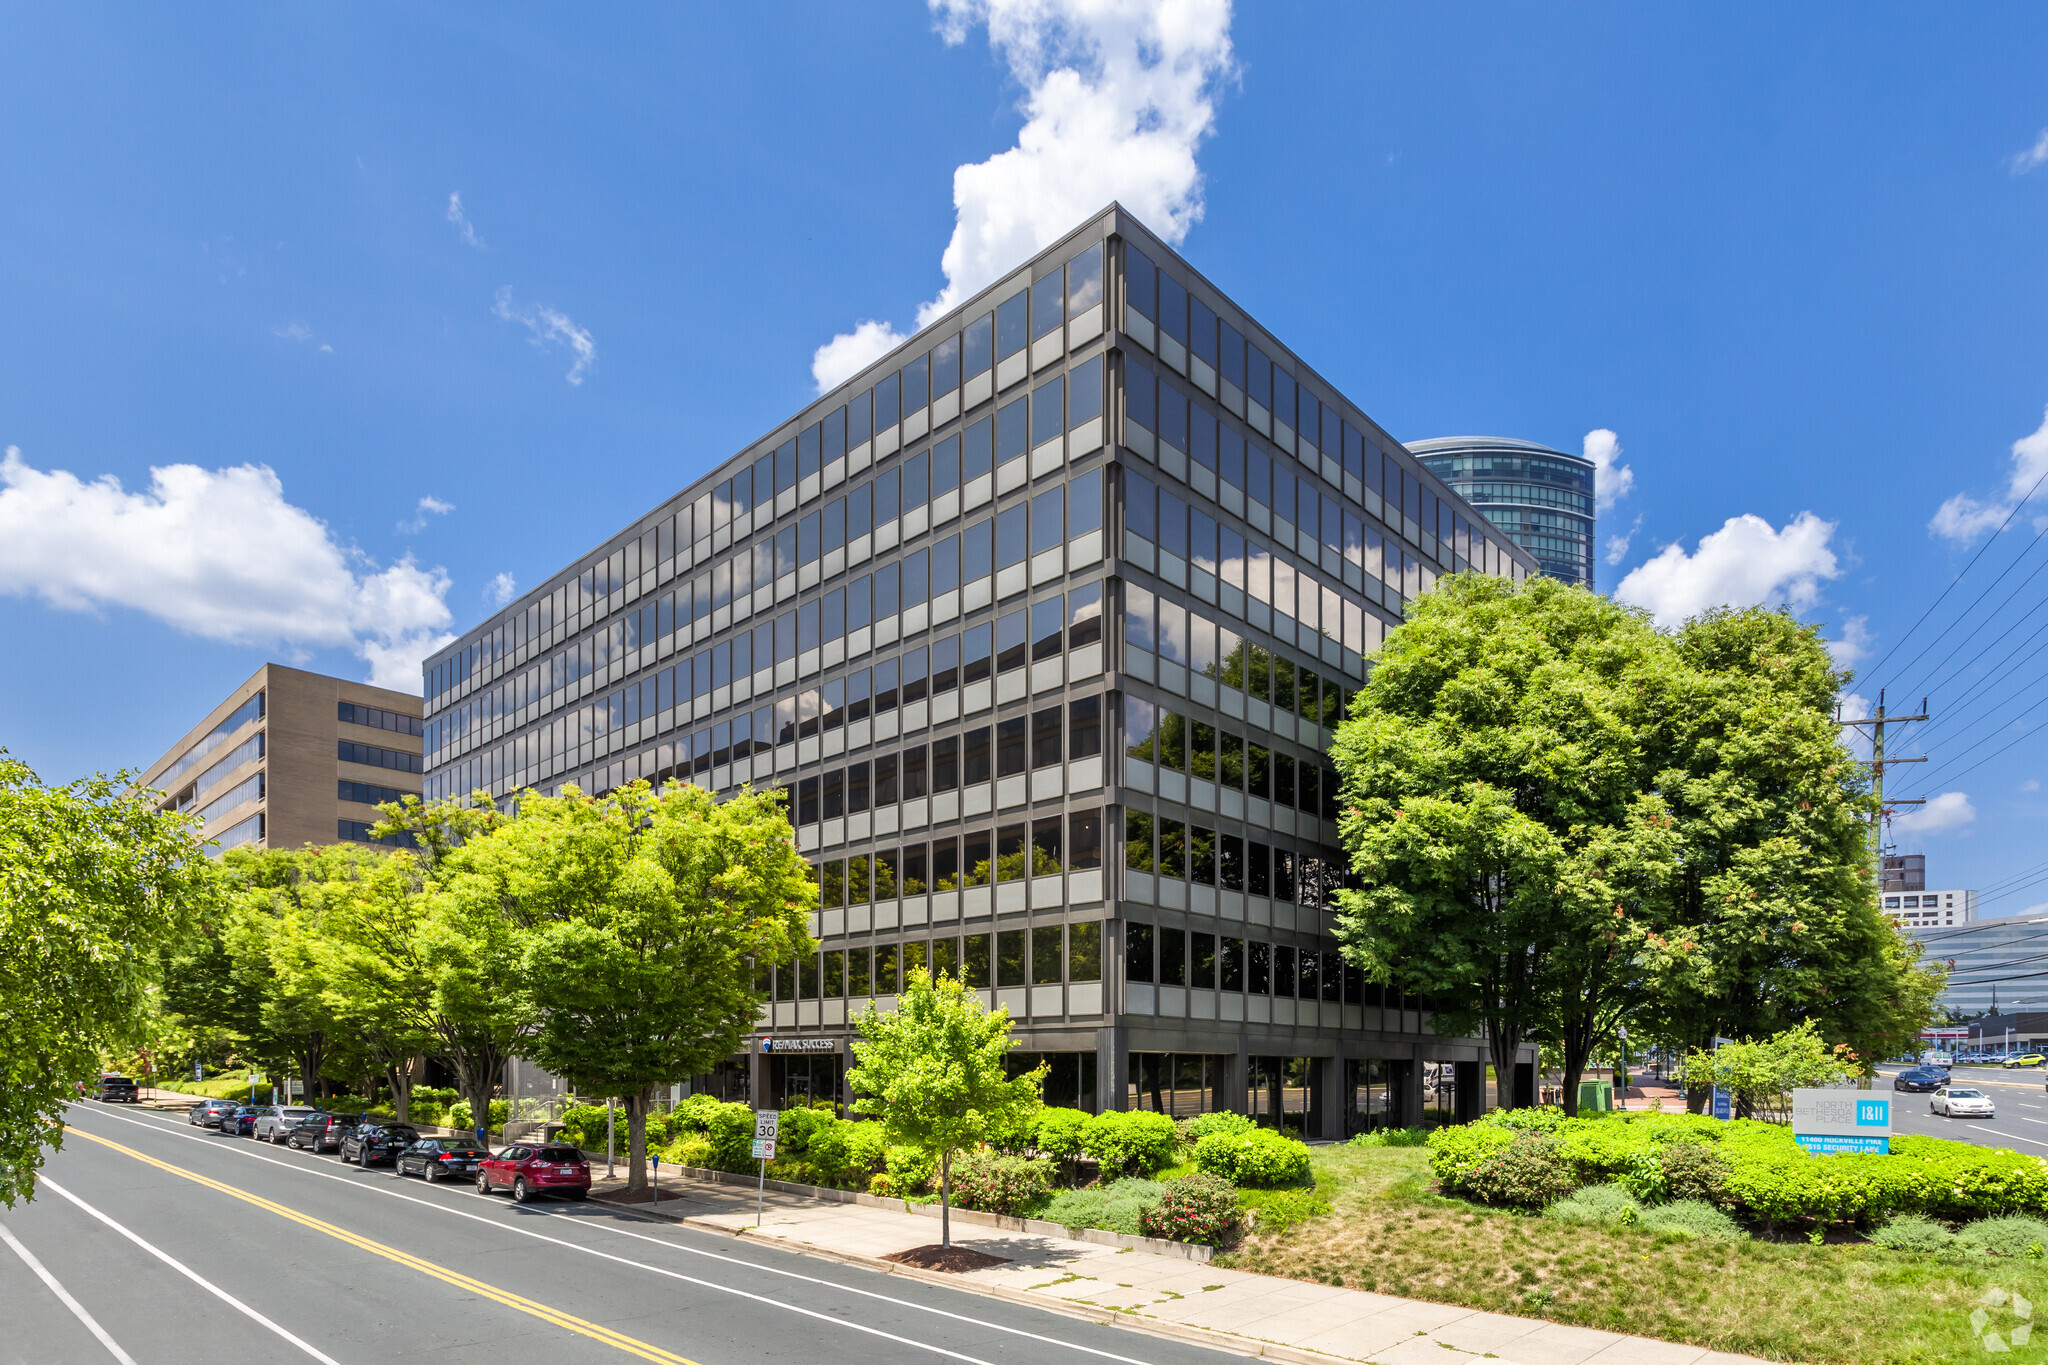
[1967,1125,2048,1149]
[66,1107,1172,1365]
[0,1216,140,1364]
[38,1175,342,1365]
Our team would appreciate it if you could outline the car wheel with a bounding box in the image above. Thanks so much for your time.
[512,1177,531,1204]
[424,1162,441,1183]
[289,1133,303,1149]
[477,1173,492,1195]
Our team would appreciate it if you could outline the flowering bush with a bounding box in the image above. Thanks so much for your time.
[948,1151,1053,1215]
[1143,1173,1241,1245]
[1193,1128,1312,1186]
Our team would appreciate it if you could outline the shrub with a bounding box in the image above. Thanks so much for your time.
[671,1093,729,1132]
[1349,1126,1430,1148]
[1638,1200,1747,1241]
[1461,1134,1578,1209]
[557,1103,612,1151]
[1041,1178,1164,1235]
[1184,1111,1254,1141]
[885,1144,937,1194]
[703,1101,757,1172]
[1084,1111,1179,1177]
[660,1135,713,1169]
[772,1105,835,1159]
[1870,1213,1956,1254]
[1244,1187,1332,1235]
[1544,1184,1641,1227]
[949,1151,1052,1215]
[1035,1107,1095,1166]
[1956,1216,2048,1259]
[808,1119,889,1190]
[1143,1173,1239,1245]
[1659,1141,1732,1205]
[449,1099,509,1131]
[1193,1128,1312,1187]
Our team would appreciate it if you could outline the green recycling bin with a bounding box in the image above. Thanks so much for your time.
[1577,1080,1614,1112]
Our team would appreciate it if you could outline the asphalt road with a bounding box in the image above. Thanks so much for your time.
[3,1103,1234,1365]
[1877,1064,2048,1153]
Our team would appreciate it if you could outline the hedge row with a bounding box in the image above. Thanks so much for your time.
[1430,1110,2048,1225]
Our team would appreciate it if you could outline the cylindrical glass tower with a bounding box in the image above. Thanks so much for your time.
[1408,437,1595,589]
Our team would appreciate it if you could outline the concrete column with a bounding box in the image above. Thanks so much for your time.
[749,1045,768,1110]
[1398,1045,1426,1128]
[1098,1023,1126,1113]
[1226,1031,1250,1115]
[1316,1055,1346,1140]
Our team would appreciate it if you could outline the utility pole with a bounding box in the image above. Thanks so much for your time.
[1838,688,1930,868]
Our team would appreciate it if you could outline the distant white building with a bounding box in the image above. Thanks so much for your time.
[1882,888,1976,928]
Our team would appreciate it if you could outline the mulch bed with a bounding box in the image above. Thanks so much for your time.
[883,1243,1010,1273]
[592,1187,676,1207]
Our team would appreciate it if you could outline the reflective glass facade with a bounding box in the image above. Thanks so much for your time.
[422,208,1541,1130]
[1409,437,1596,588]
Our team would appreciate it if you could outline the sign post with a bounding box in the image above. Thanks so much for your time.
[751,1110,779,1229]
[650,1151,660,1205]
[1792,1088,1890,1154]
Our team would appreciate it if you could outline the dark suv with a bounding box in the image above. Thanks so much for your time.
[340,1121,421,1167]
[287,1112,361,1153]
[93,1074,139,1103]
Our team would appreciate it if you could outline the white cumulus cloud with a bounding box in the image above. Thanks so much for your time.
[1828,614,1876,669]
[2021,778,2041,794]
[1892,790,1976,836]
[813,0,1236,393]
[0,445,454,692]
[399,495,455,534]
[1614,511,1841,629]
[1604,514,1642,567]
[446,192,483,247]
[812,321,909,392]
[1930,404,2048,543]
[493,287,595,385]
[487,571,517,606]
[1583,428,1634,512]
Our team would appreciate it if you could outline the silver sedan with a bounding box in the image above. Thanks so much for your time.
[1931,1086,1996,1118]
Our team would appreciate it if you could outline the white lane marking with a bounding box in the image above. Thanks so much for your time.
[0,1217,140,1364]
[1968,1126,2048,1150]
[67,1107,1164,1365]
[39,1176,343,1365]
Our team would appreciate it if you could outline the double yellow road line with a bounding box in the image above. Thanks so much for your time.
[66,1126,700,1365]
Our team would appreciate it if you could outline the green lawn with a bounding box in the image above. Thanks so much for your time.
[1216,1143,2048,1364]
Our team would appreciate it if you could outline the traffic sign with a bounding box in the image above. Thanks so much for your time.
[751,1138,777,1160]
[755,1110,779,1141]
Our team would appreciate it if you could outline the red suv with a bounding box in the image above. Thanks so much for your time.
[476,1144,590,1203]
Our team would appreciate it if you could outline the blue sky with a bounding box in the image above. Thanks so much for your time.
[4,4,2047,906]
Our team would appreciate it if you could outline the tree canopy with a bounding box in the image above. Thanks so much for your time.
[1331,576,1939,1114]
[849,969,1042,1246]
[0,755,219,1204]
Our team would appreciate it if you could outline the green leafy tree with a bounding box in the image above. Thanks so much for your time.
[1331,576,1679,1113]
[436,781,813,1191]
[1675,1021,1854,1122]
[1644,609,1942,1088]
[849,969,1044,1246]
[0,756,219,1203]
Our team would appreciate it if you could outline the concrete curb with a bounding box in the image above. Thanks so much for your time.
[581,1192,1356,1365]
[629,1161,1214,1263]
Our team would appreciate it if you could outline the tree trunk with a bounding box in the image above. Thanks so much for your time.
[387,1063,414,1124]
[624,1086,652,1194]
[298,1036,326,1099]
[1486,1019,1524,1112]
[940,1149,952,1249]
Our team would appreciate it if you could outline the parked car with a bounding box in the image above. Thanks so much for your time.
[1921,1051,1955,1068]
[253,1105,318,1143]
[2004,1054,2047,1069]
[340,1121,421,1167]
[476,1144,590,1203]
[395,1138,490,1183]
[1932,1086,1996,1118]
[219,1105,261,1136]
[188,1097,240,1128]
[93,1074,139,1103]
[1892,1067,1948,1093]
[287,1112,361,1152]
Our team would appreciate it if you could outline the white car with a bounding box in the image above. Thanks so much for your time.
[252,1104,318,1142]
[1931,1086,1995,1118]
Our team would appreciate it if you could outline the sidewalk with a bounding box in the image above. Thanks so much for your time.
[593,1170,1768,1365]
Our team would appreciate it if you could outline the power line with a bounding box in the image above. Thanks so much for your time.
[1890,519,2048,701]
[1896,534,2048,711]
[1865,461,2048,686]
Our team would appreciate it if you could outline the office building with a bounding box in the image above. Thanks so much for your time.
[1409,436,1595,588]
[1882,853,1925,892]
[1883,887,1976,929]
[420,206,1542,1134]
[140,664,423,853]
[1912,911,2041,1021]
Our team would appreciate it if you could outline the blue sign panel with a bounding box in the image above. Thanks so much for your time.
[1795,1133,1891,1154]
[1711,1088,1731,1121]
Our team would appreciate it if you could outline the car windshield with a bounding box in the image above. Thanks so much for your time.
[1949,1089,1985,1098]
[537,1147,582,1162]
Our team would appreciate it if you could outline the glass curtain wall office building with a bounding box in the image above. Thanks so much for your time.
[421,206,1542,1134]
[1408,437,1595,588]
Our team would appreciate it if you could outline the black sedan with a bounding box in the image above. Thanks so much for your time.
[1893,1067,1950,1093]
[395,1138,489,1183]
[340,1121,420,1167]
[218,1104,263,1136]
